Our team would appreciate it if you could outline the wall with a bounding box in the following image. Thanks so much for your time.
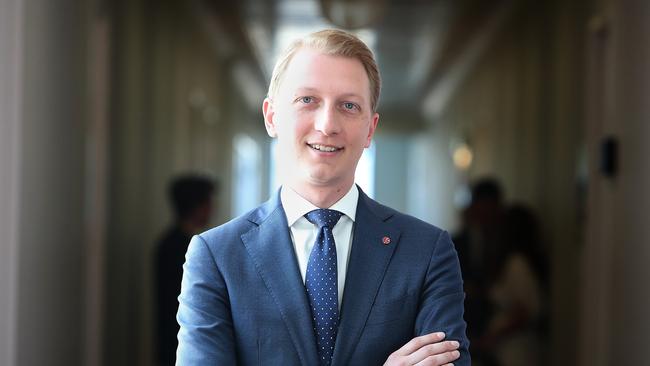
[581,1,650,364]
[610,3,650,363]
[0,0,23,364]
[0,0,89,364]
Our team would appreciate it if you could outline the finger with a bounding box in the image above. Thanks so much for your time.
[394,332,446,356]
[414,350,460,366]
[407,341,459,364]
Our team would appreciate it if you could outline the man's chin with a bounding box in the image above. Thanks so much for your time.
[306,170,357,190]
[305,173,334,185]
[299,169,338,187]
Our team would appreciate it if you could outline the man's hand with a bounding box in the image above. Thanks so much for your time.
[383,332,460,366]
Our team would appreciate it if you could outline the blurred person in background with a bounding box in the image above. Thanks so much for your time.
[478,203,548,366]
[453,178,506,366]
[154,175,216,365]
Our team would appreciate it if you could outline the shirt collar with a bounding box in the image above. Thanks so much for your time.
[280,184,359,227]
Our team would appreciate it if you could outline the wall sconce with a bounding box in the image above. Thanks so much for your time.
[450,139,473,171]
[452,143,473,170]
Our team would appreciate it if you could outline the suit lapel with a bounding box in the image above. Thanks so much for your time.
[331,189,401,366]
[240,192,319,366]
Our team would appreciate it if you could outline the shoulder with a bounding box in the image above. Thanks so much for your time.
[194,192,283,251]
[358,192,454,265]
[203,189,280,236]
[196,209,263,249]
[362,192,448,241]
[199,213,255,243]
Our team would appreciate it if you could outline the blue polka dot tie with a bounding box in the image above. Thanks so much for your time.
[304,209,343,366]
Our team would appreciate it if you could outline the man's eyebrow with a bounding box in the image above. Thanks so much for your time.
[293,87,325,97]
[294,87,319,94]
[293,88,366,100]
[338,93,365,101]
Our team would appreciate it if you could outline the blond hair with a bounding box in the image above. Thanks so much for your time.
[267,29,381,112]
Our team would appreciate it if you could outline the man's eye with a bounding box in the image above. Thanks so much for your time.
[343,102,357,110]
[300,96,313,104]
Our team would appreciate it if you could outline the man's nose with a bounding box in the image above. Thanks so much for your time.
[314,104,341,136]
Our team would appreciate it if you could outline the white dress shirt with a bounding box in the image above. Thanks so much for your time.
[280,184,358,308]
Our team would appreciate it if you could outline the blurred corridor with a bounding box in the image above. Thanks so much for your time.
[1,0,649,365]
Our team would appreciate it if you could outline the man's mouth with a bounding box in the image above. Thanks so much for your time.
[308,143,342,153]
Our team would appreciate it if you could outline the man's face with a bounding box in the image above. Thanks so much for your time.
[263,48,379,192]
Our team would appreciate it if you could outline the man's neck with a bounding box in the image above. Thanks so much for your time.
[286,181,354,209]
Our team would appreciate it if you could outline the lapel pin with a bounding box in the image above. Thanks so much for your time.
[382,236,391,245]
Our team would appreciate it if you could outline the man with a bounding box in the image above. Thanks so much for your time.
[155,175,216,365]
[453,178,504,365]
[177,29,469,365]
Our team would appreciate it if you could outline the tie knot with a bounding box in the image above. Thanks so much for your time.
[304,209,343,230]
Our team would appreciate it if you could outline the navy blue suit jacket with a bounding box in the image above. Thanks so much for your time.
[176,187,470,365]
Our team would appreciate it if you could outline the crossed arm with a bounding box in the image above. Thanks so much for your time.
[176,231,468,365]
[384,230,468,365]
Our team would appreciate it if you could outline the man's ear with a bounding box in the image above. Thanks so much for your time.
[262,98,277,138]
[364,112,379,148]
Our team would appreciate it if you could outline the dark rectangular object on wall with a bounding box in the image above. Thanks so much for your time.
[600,136,618,178]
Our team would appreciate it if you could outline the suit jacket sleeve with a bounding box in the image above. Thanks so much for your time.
[176,234,237,365]
[415,230,471,365]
